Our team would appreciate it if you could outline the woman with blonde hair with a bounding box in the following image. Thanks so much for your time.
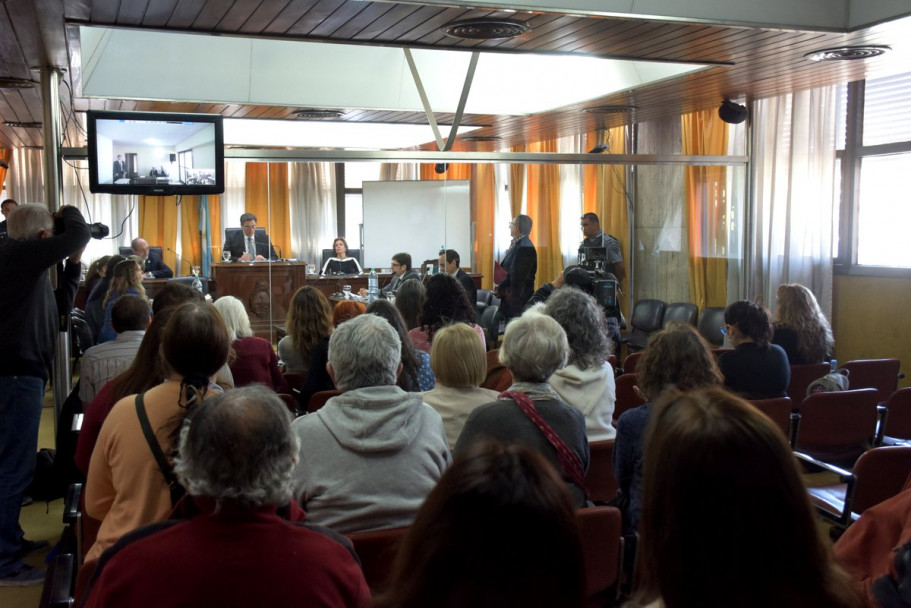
[97,259,147,343]
[422,323,498,448]
[773,283,834,364]
[634,387,861,608]
[614,322,722,531]
[277,286,333,372]
[213,296,288,393]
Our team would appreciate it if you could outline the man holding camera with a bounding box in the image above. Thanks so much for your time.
[579,212,626,287]
[0,204,90,586]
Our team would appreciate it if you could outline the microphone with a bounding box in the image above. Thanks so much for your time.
[273,243,283,261]
[166,247,194,273]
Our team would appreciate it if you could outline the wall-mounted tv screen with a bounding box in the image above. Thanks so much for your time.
[87,110,224,196]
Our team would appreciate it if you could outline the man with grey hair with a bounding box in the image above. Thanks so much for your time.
[130,237,172,278]
[497,213,537,320]
[455,311,590,507]
[291,313,451,533]
[0,203,90,586]
[81,386,370,607]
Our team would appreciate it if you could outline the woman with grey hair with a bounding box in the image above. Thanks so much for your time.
[542,288,616,441]
[455,311,590,506]
[214,296,288,394]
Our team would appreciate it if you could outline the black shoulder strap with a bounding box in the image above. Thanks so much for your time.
[134,393,184,505]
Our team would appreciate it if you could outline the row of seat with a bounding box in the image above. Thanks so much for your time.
[619,300,716,355]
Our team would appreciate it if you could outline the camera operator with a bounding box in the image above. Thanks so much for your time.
[0,204,90,586]
[579,212,626,287]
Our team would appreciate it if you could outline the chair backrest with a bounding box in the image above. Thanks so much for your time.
[479,304,500,349]
[481,348,513,392]
[321,248,362,268]
[852,446,911,513]
[70,314,94,359]
[842,359,902,402]
[697,306,726,347]
[277,393,298,416]
[584,440,619,504]
[166,276,209,295]
[344,527,409,592]
[662,302,698,327]
[282,371,308,393]
[614,373,646,421]
[225,227,266,244]
[622,352,641,375]
[576,506,623,603]
[307,389,343,413]
[885,387,911,440]
[749,397,794,442]
[796,388,881,467]
[476,288,492,307]
[786,363,830,407]
[74,558,99,606]
[121,245,163,259]
[629,299,666,333]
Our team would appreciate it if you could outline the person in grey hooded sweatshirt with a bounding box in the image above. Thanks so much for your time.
[290,313,451,534]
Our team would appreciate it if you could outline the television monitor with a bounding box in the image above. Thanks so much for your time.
[87,110,224,196]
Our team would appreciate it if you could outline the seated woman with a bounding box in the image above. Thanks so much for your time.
[333,300,366,326]
[83,255,111,300]
[773,283,834,364]
[455,312,589,507]
[395,279,426,331]
[718,300,790,399]
[542,288,616,441]
[214,296,288,394]
[320,237,362,275]
[277,286,333,372]
[613,323,722,531]
[408,273,484,353]
[367,300,434,392]
[85,302,231,561]
[374,441,584,608]
[635,387,861,608]
[421,323,497,449]
[297,300,366,408]
[97,259,148,343]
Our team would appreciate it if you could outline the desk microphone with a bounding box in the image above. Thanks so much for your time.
[273,244,283,261]
[166,247,194,272]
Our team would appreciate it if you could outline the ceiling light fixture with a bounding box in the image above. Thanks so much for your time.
[292,108,346,120]
[441,19,530,40]
[583,105,638,114]
[0,77,38,89]
[805,45,891,61]
[4,121,42,129]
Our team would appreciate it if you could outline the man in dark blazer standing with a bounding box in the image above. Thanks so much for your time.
[112,155,126,181]
[439,248,476,307]
[497,214,537,320]
[131,237,173,278]
[223,213,278,261]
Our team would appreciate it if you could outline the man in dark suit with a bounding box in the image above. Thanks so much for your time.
[0,199,17,242]
[497,214,537,320]
[112,155,125,181]
[223,213,278,262]
[439,248,476,307]
[131,237,173,278]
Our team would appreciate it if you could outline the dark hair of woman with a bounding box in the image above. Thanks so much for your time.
[636,322,723,400]
[366,299,422,391]
[395,279,425,331]
[420,273,476,344]
[723,300,773,348]
[285,286,333,362]
[332,237,349,256]
[374,440,584,608]
[636,387,862,608]
[84,255,111,294]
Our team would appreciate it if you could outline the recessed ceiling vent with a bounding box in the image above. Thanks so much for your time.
[292,109,346,120]
[4,121,42,129]
[441,19,530,40]
[805,46,890,62]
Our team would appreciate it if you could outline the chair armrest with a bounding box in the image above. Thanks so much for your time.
[794,451,858,526]
[793,451,854,480]
[788,410,801,449]
[875,404,888,447]
[38,552,74,608]
[63,483,83,525]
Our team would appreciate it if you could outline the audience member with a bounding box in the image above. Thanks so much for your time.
[541,288,616,441]
[422,324,497,449]
[82,386,370,608]
[333,299,366,326]
[290,314,450,533]
[438,248,476,306]
[79,295,149,406]
[613,323,722,531]
[718,300,790,399]
[0,198,18,240]
[455,312,589,507]
[277,286,333,372]
[634,387,861,608]
[321,237,362,275]
[0,203,89,587]
[97,259,147,343]
[85,302,230,561]
[394,279,425,331]
[367,300,434,391]
[408,273,483,353]
[374,441,584,608]
[214,296,288,394]
[86,254,125,305]
[497,214,537,320]
[131,237,173,278]
[773,283,834,364]
[83,255,111,299]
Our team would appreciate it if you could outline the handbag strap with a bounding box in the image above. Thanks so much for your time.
[134,393,180,491]
[501,390,590,500]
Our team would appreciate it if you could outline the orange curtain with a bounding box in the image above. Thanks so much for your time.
[526,140,562,289]
[0,148,10,194]
[471,164,496,289]
[207,194,223,262]
[682,110,729,310]
[138,197,179,272]
[244,163,291,259]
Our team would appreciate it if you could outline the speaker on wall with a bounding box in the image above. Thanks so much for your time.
[169,153,177,163]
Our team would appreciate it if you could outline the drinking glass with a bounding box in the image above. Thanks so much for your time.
[308,264,316,275]
[191,265,201,277]
[222,251,231,263]
[343,284,352,299]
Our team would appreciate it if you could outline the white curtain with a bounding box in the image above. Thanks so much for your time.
[222,161,247,233]
[750,86,837,317]
[557,134,584,267]
[379,163,417,181]
[289,162,336,266]
[7,148,45,204]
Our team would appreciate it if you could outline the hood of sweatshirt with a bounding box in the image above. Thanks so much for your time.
[316,385,430,453]
[550,362,615,416]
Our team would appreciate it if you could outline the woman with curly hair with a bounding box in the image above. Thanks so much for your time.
[395,279,425,331]
[367,299,434,392]
[97,259,148,343]
[277,287,333,372]
[773,283,834,364]
[408,273,484,353]
[542,288,616,441]
[613,322,722,531]
[718,299,790,399]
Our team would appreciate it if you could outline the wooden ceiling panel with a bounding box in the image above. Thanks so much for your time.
[140,0,181,28]
[89,0,119,23]
[261,0,320,35]
[214,0,265,32]
[165,0,208,30]
[307,1,371,38]
[286,0,349,36]
[116,0,154,26]
[238,0,295,33]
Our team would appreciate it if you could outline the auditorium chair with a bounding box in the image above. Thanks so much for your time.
[307,389,343,413]
[696,306,726,347]
[796,445,911,528]
[618,299,666,355]
[613,374,646,423]
[479,304,501,350]
[74,558,99,605]
[38,553,75,608]
[749,397,798,448]
[841,358,904,402]
[576,506,624,607]
[344,527,409,592]
[883,387,911,444]
[795,388,883,468]
[621,352,641,375]
[584,440,619,504]
[481,348,513,393]
[786,363,830,408]
[277,393,298,416]
[281,371,308,393]
[166,275,210,295]
[662,302,698,327]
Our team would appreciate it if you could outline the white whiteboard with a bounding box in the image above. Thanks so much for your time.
[362,180,471,270]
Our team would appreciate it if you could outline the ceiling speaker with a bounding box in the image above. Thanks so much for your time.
[718,99,748,124]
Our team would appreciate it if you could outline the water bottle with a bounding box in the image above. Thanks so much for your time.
[192,274,203,293]
[830,358,837,373]
[368,268,378,302]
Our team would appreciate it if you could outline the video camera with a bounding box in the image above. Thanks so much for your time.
[564,262,620,321]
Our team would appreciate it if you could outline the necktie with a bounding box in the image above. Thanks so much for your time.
[247,237,255,257]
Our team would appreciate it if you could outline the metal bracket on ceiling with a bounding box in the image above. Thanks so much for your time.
[403,48,479,152]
